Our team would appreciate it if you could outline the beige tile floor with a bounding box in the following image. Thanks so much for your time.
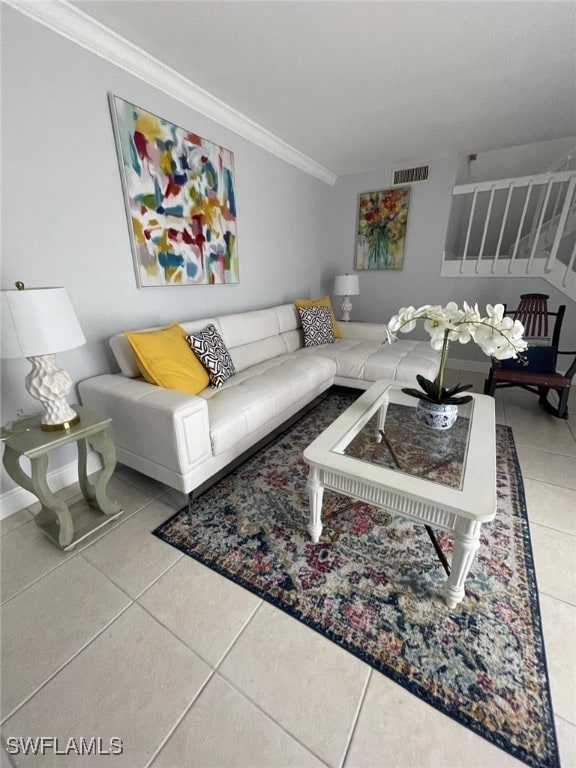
[1,375,575,768]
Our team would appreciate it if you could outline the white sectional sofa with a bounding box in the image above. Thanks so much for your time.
[78,303,439,497]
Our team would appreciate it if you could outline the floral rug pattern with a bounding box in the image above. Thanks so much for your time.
[154,389,559,768]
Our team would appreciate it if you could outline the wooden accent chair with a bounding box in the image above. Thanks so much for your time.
[484,293,575,419]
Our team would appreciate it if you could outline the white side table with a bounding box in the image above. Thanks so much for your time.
[2,406,123,550]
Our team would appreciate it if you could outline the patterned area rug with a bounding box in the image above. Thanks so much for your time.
[153,388,559,768]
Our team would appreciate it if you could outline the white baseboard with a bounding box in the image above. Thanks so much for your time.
[0,452,104,520]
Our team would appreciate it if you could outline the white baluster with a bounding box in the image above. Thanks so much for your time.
[461,188,478,274]
[548,174,576,273]
[493,183,514,273]
[510,181,533,273]
[477,185,495,274]
[527,178,554,274]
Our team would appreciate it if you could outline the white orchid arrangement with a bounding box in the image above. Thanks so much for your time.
[386,302,528,405]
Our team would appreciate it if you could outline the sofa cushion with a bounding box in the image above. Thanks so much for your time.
[210,305,302,373]
[298,305,335,347]
[124,324,210,395]
[295,296,342,339]
[362,340,440,383]
[187,324,236,388]
[203,353,337,455]
[298,338,440,385]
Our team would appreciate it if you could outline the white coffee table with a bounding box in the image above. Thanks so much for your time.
[303,380,496,608]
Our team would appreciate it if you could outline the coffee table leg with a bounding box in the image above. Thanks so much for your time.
[307,465,324,543]
[444,519,481,608]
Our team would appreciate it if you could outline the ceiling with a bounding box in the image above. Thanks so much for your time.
[68,1,576,178]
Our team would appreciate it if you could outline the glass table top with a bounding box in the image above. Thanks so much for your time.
[331,388,474,491]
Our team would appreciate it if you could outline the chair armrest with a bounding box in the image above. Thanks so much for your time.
[78,374,212,477]
[338,321,385,341]
[557,351,576,379]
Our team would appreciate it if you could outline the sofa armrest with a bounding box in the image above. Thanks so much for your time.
[78,374,212,478]
[339,321,385,341]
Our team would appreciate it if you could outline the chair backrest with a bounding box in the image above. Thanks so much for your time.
[511,293,565,348]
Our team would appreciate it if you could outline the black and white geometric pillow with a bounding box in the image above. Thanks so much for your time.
[186,324,236,388]
[298,305,336,347]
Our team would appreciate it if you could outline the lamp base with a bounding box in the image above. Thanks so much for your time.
[340,295,353,322]
[40,414,81,432]
[26,354,81,431]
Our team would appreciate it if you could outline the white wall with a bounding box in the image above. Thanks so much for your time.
[456,136,576,184]
[0,6,329,497]
[2,6,575,511]
[326,157,576,360]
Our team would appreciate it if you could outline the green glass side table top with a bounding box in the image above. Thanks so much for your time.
[2,406,123,551]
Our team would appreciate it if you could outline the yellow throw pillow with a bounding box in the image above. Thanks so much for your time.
[124,323,209,395]
[294,296,342,339]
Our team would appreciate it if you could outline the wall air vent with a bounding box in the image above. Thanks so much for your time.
[392,165,429,185]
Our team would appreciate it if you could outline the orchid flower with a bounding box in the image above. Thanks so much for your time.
[384,301,528,404]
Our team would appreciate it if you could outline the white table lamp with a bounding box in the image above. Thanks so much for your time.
[1,282,86,431]
[333,274,360,322]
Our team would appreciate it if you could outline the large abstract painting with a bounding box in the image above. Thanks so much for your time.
[109,94,239,287]
[355,187,410,271]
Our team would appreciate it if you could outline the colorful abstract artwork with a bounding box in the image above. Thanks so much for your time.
[109,95,238,287]
[355,187,410,270]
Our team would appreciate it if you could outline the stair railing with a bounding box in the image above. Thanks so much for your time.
[547,175,576,275]
[450,169,576,275]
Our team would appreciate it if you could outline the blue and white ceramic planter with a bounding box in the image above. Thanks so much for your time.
[415,399,458,431]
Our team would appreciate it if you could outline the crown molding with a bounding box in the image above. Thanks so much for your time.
[3,0,337,186]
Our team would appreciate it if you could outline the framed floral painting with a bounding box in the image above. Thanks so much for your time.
[109,94,239,287]
[355,187,410,270]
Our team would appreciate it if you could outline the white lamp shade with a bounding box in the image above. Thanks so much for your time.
[333,274,360,296]
[1,287,86,359]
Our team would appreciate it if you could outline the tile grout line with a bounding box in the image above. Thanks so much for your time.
[0,512,33,539]
[538,589,576,609]
[213,668,333,768]
[127,550,263,667]
[131,572,233,671]
[132,606,214,670]
[176,599,268,684]
[207,601,332,766]
[524,476,576,493]
[528,519,576,537]
[137,597,275,766]
[131,554,186,600]
[74,496,179,553]
[143,669,217,768]
[554,712,576,729]
[78,548,185,606]
[339,668,373,768]
[0,540,79,608]
[0,483,167,607]
[2,541,201,732]
[0,603,133,727]
[112,479,171,504]
[142,600,327,768]
[210,599,264,671]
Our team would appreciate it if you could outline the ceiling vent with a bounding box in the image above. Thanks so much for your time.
[392,164,429,185]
